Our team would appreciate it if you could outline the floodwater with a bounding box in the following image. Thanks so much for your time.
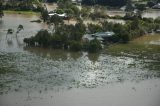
[0,13,160,106]
[142,9,160,19]
[107,10,160,19]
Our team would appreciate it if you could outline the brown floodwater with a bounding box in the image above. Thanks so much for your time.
[0,13,160,106]
[107,9,160,19]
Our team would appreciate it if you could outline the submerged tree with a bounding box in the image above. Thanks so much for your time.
[87,39,102,53]
[17,25,24,33]
[0,10,4,19]
[41,9,49,22]
[6,29,14,40]
[50,15,64,31]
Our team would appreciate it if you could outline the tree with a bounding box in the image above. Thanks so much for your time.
[55,9,64,14]
[135,4,146,11]
[0,10,4,19]
[73,22,86,41]
[125,0,134,12]
[69,41,82,51]
[87,24,102,33]
[47,0,58,2]
[147,1,155,8]
[34,30,51,47]
[6,29,14,39]
[82,0,96,6]
[41,9,49,22]
[82,0,127,7]
[70,5,80,17]
[16,25,24,44]
[50,15,63,30]
[57,0,72,9]
[81,6,91,18]
[154,17,160,23]
[64,9,74,22]
[17,25,24,33]
[87,39,102,53]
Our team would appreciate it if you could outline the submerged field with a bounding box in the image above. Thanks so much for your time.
[107,34,160,58]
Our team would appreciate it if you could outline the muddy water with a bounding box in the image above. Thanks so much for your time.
[142,10,160,19]
[0,13,160,106]
[107,10,160,19]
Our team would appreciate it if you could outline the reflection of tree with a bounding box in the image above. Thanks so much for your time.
[6,29,14,45]
[87,53,100,63]
[24,48,68,61]
[0,10,4,19]
[15,25,24,47]
[70,52,83,60]
[16,25,24,34]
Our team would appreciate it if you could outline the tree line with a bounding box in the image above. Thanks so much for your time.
[0,0,43,12]
[24,22,102,53]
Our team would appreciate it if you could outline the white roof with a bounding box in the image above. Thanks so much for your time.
[83,34,104,41]
[48,13,67,17]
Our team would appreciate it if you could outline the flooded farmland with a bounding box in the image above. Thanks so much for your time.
[0,12,160,106]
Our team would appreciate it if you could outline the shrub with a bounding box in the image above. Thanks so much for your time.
[87,39,102,53]
[69,41,82,51]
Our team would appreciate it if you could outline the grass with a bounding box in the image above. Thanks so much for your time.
[106,34,160,59]
[4,10,40,15]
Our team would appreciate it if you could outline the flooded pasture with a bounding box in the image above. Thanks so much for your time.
[107,9,160,19]
[0,13,160,106]
[142,9,160,19]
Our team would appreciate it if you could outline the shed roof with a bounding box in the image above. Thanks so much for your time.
[94,32,115,38]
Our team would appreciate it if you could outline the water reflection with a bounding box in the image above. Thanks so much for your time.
[142,10,160,19]
[106,10,160,19]
[69,52,83,60]
[87,53,100,62]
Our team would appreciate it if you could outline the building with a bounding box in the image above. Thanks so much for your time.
[82,32,115,42]
[152,3,160,9]
[48,12,67,18]
[72,0,82,5]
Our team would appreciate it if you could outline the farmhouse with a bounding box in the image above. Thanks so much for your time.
[83,32,115,42]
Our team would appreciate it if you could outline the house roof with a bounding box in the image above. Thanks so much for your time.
[83,31,114,41]
[48,13,67,17]
[94,32,115,38]
[152,3,160,9]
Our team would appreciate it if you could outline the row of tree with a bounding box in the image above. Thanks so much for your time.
[45,0,128,7]
[0,0,43,11]
[82,0,127,7]
[24,22,102,52]
[0,2,4,18]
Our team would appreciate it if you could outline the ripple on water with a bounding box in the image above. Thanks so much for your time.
[0,13,160,94]
[0,51,160,93]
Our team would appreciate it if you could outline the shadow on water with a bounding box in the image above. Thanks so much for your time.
[87,53,100,63]
[24,47,87,61]
[24,47,69,61]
